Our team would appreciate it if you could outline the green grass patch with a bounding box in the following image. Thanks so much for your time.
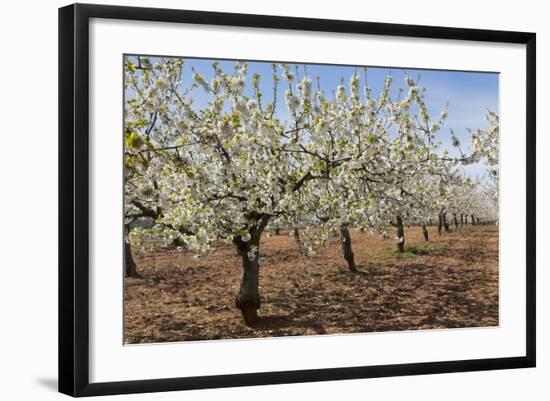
[379,243,444,260]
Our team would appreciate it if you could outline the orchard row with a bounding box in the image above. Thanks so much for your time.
[123,57,499,324]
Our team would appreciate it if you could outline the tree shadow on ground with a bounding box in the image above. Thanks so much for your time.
[255,313,327,335]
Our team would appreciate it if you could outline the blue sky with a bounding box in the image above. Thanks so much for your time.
[127,56,499,179]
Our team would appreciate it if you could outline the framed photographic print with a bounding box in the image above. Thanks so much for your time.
[58,3,536,397]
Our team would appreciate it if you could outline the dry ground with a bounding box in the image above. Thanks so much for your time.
[124,225,499,344]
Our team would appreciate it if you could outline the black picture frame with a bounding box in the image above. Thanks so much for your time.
[59,3,536,397]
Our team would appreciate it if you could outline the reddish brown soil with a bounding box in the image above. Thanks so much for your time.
[124,225,499,344]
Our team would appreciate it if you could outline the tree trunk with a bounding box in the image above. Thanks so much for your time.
[340,225,357,272]
[471,214,477,226]
[125,240,141,278]
[293,227,303,254]
[453,213,459,231]
[460,214,464,226]
[422,223,429,242]
[235,239,261,326]
[275,225,280,235]
[438,213,443,235]
[443,213,450,232]
[396,215,405,253]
